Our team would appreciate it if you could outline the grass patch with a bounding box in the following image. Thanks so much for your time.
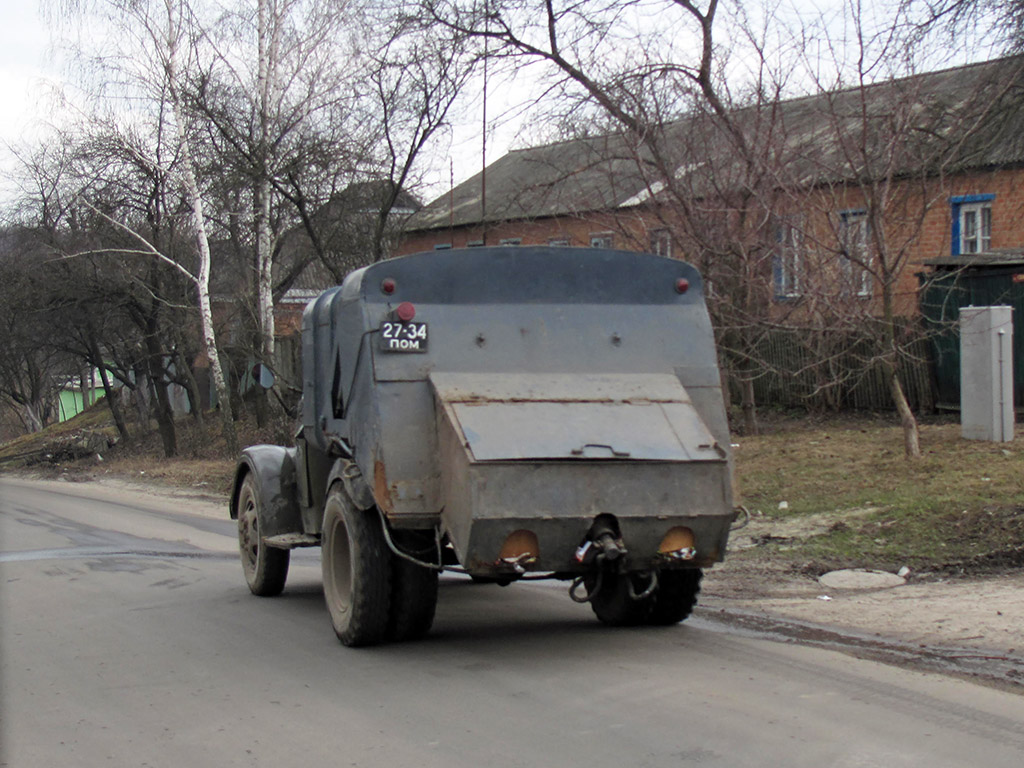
[735,417,1024,574]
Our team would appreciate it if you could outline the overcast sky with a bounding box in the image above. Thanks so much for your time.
[0,1,509,207]
[0,5,52,143]
[0,1,999,209]
[0,2,64,203]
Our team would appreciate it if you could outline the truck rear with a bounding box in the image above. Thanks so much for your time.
[230,246,735,645]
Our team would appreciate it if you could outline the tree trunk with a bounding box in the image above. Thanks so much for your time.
[255,0,277,366]
[886,362,921,459]
[144,332,177,458]
[176,348,207,451]
[21,403,44,433]
[162,8,238,456]
[880,277,920,458]
[738,352,760,436]
[79,369,89,414]
[99,370,130,443]
[256,179,275,365]
[132,363,151,427]
[87,328,130,442]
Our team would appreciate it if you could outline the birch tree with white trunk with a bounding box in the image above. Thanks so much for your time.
[54,0,239,452]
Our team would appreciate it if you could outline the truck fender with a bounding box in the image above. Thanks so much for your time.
[326,458,376,511]
[230,445,304,538]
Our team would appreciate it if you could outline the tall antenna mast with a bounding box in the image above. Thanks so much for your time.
[481,0,489,245]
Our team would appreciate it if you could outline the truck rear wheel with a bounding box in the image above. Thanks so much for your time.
[646,568,702,625]
[587,571,654,626]
[237,473,290,596]
[388,554,438,642]
[322,486,391,647]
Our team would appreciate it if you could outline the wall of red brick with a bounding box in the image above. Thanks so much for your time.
[397,165,1024,320]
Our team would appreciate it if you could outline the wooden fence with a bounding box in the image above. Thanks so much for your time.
[726,327,935,413]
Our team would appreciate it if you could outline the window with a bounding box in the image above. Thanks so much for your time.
[590,233,613,248]
[839,210,872,297]
[547,237,570,247]
[649,229,672,258]
[433,243,452,250]
[466,239,484,247]
[951,195,994,255]
[499,237,522,246]
[772,220,802,299]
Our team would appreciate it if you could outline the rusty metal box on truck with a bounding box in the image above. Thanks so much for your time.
[230,246,736,646]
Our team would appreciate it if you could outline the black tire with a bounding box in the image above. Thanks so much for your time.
[387,556,439,642]
[236,473,290,597]
[321,486,391,647]
[647,568,702,625]
[587,570,655,626]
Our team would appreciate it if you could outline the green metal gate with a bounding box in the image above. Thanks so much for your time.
[919,265,1024,409]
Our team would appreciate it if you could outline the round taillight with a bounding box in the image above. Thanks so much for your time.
[381,277,396,295]
[396,301,416,322]
[675,278,690,294]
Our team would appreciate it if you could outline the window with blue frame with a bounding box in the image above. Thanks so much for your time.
[950,194,994,255]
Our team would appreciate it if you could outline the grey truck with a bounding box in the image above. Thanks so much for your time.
[230,246,735,646]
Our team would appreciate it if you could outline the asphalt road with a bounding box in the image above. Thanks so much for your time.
[2,477,1023,768]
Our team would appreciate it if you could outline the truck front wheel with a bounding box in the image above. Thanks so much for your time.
[321,486,391,647]
[237,473,290,596]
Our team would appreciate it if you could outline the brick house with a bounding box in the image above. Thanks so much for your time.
[398,56,1024,322]
[396,56,1024,411]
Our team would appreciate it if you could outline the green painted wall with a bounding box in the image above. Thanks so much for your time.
[57,389,104,423]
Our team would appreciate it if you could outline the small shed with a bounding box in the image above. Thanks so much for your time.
[919,250,1024,410]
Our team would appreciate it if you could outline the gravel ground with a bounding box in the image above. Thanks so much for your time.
[701,561,1024,656]
[698,505,1024,657]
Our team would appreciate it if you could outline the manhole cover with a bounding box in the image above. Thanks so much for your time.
[818,569,906,590]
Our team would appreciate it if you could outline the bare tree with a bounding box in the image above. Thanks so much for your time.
[187,0,366,370]
[50,0,241,453]
[0,229,68,433]
[417,0,1022,456]
[417,0,795,434]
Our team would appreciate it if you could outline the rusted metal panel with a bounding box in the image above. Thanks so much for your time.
[434,371,733,576]
[432,372,723,462]
[431,372,693,403]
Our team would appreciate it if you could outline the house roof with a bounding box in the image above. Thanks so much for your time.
[274,180,424,301]
[924,248,1024,269]
[409,55,1024,233]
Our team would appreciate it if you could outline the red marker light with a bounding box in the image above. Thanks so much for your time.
[396,301,416,322]
[675,278,690,294]
[381,278,396,295]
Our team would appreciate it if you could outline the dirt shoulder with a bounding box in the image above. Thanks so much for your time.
[700,509,1024,664]
[702,561,1024,657]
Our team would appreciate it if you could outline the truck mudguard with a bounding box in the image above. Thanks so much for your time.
[230,444,304,539]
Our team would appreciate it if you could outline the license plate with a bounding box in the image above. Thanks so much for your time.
[379,321,428,352]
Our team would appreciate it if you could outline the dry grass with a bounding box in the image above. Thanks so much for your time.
[734,415,1024,575]
[0,401,287,497]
